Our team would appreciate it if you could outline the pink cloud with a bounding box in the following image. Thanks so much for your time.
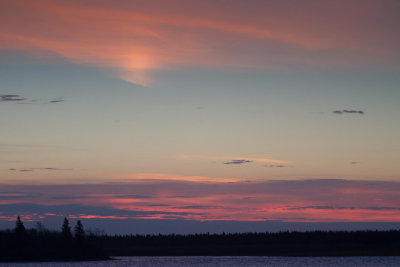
[1,0,399,85]
[1,178,400,222]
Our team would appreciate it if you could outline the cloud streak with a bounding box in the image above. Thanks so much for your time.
[224,160,253,165]
[8,167,72,172]
[264,164,287,168]
[121,173,239,183]
[0,203,191,221]
[333,110,365,115]
[49,97,64,103]
[0,94,64,104]
[0,95,26,102]
[176,154,289,164]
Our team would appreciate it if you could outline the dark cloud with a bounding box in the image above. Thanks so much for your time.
[49,97,64,103]
[0,94,26,102]
[224,160,253,165]
[264,164,287,168]
[1,94,64,104]
[351,162,360,164]
[333,110,365,115]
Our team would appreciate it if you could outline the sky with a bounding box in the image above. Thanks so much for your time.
[1,0,400,233]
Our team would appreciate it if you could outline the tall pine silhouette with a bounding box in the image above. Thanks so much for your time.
[74,220,85,245]
[14,216,26,238]
[61,217,72,240]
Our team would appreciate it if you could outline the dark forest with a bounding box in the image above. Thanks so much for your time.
[1,217,399,261]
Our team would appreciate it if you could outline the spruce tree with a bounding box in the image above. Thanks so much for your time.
[14,216,26,236]
[62,217,72,240]
[74,220,85,244]
[14,216,27,251]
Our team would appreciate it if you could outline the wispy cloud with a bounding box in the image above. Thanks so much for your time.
[333,110,365,115]
[121,173,239,183]
[224,160,252,165]
[0,203,191,221]
[176,154,289,164]
[1,1,399,85]
[8,167,72,172]
[0,94,26,102]
[1,94,64,105]
[49,97,64,103]
[264,164,287,168]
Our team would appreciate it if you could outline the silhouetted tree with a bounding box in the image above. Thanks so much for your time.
[74,220,85,244]
[14,216,26,237]
[0,218,109,261]
[61,217,72,240]
[13,216,28,254]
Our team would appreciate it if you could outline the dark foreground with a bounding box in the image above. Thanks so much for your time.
[0,229,110,262]
[1,229,400,261]
[101,230,400,256]
[0,218,109,262]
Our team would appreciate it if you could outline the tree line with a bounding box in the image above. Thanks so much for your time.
[1,217,400,260]
[0,217,109,262]
[96,229,400,256]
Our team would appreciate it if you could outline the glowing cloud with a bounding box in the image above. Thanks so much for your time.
[1,179,400,222]
[1,0,399,85]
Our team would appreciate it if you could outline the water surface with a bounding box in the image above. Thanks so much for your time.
[3,256,400,266]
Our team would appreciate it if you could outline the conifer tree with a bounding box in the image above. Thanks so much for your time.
[74,220,85,244]
[62,217,72,240]
[14,216,27,249]
[14,216,26,236]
